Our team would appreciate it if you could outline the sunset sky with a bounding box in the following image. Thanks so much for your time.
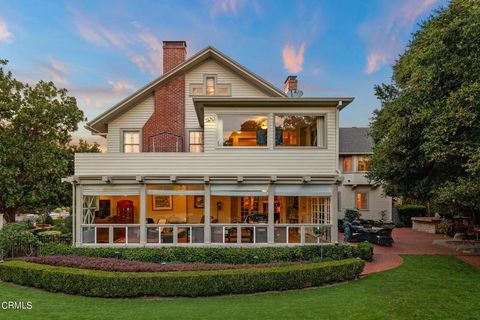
[0,0,447,146]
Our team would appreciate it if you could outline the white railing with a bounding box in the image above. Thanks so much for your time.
[81,224,141,244]
[146,224,204,245]
[80,223,332,245]
[210,224,268,244]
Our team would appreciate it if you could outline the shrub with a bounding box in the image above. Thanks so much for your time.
[0,222,40,258]
[357,242,374,261]
[40,243,372,264]
[373,220,384,228]
[26,255,295,272]
[344,208,361,222]
[396,205,427,227]
[0,259,364,297]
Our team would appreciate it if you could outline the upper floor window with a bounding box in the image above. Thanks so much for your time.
[189,131,204,153]
[275,115,325,147]
[343,156,352,172]
[190,75,231,96]
[357,156,372,172]
[218,114,268,147]
[123,131,140,153]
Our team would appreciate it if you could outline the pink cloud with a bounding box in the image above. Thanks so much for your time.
[0,18,12,42]
[361,0,441,74]
[40,57,69,85]
[282,42,306,73]
[209,0,242,16]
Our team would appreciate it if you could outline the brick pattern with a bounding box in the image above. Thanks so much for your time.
[142,74,185,152]
[163,43,186,73]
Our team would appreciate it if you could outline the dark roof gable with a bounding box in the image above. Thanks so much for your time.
[339,127,373,154]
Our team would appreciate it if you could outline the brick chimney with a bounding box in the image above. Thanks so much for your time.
[283,76,298,94]
[163,41,187,73]
[142,41,186,152]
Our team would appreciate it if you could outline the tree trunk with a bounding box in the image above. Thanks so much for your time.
[3,207,18,223]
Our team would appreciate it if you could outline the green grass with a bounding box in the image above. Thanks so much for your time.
[0,255,479,320]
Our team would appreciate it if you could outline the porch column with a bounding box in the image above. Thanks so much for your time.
[204,184,211,243]
[140,184,147,245]
[75,185,82,246]
[268,185,274,244]
[331,183,339,243]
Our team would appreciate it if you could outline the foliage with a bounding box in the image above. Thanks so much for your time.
[0,222,40,258]
[37,213,54,225]
[0,259,364,297]
[0,256,478,319]
[372,220,384,228]
[0,60,85,222]
[40,243,373,263]
[367,0,480,222]
[344,208,361,222]
[357,242,374,261]
[436,219,453,235]
[37,230,62,237]
[52,215,72,234]
[396,205,427,227]
[26,255,297,273]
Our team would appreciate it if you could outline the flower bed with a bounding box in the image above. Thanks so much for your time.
[25,255,292,272]
[0,258,364,297]
[40,243,373,264]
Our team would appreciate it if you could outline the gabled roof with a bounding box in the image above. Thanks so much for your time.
[339,127,373,154]
[86,46,287,134]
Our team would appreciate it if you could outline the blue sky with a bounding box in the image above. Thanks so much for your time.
[0,0,448,145]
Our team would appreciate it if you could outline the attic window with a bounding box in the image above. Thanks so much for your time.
[190,75,231,96]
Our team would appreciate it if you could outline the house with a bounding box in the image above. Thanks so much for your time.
[71,41,355,247]
[338,127,393,221]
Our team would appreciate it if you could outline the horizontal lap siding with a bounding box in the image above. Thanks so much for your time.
[106,97,154,152]
[185,60,270,129]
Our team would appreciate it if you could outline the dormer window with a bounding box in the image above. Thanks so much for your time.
[190,75,231,96]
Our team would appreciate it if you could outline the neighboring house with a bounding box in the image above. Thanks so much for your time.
[70,41,355,247]
[338,127,393,221]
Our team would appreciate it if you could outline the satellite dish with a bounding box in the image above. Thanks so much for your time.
[288,89,304,98]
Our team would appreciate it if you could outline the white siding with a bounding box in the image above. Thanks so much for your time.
[106,96,154,152]
[185,59,270,129]
[338,185,392,221]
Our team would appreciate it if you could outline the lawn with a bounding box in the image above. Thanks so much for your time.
[0,255,479,320]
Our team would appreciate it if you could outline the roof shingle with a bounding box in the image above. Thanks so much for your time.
[339,127,373,154]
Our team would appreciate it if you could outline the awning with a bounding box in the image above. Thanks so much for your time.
[274,185,332,196]
[83,186,140,196]
[211,185,268,196]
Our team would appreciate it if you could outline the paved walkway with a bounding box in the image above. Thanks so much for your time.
[354,228,480,275]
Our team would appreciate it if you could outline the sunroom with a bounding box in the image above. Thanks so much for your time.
[76,183,336,246]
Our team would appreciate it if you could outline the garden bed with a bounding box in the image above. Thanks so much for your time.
[0,259,364,297]
[25,255,294,272]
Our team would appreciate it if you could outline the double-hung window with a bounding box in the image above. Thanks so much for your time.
[355,192,369,210]
[123,131,140,153]
[189,131,204,153]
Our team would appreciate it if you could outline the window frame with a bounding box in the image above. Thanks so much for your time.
[354,191,369,211]
[188,130,205,153]
[121,129,142,153]
[216,113,270,148]
[273,113,327,149]
[189,74,232,97]
[342,156,353,173]
[357,155,372,172]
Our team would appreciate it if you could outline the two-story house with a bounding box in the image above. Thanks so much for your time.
[337,127,393,221]
[70,41,354,247]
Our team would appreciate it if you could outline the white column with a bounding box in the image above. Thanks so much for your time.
[75,185,82,246]
[0,214,4,230]
[331,183,339,243]
[204,184,211,243]
[268,185,274,244]
[140,184,146,245]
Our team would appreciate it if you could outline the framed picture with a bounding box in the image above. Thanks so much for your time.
[152,195,173,211]
[194,196,204,209]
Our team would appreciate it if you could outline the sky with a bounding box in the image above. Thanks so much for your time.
[0,0,448,146]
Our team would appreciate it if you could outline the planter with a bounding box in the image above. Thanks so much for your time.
[411,217,442,234]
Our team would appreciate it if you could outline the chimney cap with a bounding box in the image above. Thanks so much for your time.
[163,41,187,47]
[284,75,297,83]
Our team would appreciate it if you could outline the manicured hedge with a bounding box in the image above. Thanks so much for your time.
[396,205,427,227]
[0,259,364,297]
[357,242,374,261]
[40,243,370,264]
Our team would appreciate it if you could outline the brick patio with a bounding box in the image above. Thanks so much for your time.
[352,228,480,274]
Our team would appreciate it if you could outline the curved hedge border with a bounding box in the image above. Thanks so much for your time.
[40,243,374,264]
[0,259,364,297]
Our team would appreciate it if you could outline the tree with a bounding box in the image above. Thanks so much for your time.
[0,60,85,222]
[368,0,480,221]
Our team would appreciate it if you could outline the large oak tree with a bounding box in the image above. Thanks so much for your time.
[0,60,86,222]
[368,0,480,220]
